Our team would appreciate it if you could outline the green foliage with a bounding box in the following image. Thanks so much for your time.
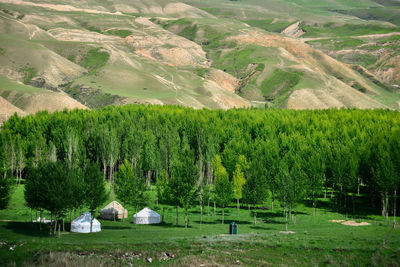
[0,175,12,209]
[105,29,132,38]
[243,19,294,32]
[18,66,37,84]
[303,23,399,38]
[213,155,232,208]
[232,163,245,200]
[261,69,303,100]
[24,162,83,217]
[84,163,108,214]
[80,48,110,75]
[0,48,4,55]
[178,24,198,41]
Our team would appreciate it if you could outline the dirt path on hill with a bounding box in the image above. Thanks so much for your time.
[0,0,124,16]
[353,32,400,39]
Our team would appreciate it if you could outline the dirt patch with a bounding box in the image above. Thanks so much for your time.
[281,21,306,38]
[227,30,380,95]
[353,32,400,39]
[206,69,238,93]
[280,231,296,234]
[125,18,208,67]
[0,0,123,16]
[330,220,371,226]
[48,29,120,43]
[0,96,26,124]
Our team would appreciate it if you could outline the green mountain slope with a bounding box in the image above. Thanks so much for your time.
[0,0,399,113]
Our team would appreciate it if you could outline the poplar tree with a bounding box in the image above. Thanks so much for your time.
[213,155,232,224]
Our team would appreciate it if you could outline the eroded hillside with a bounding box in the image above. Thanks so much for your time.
[0,0,399,114]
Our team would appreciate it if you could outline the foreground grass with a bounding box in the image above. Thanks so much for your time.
[1,186,399,266]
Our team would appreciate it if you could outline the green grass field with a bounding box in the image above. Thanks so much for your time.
[0,75,47,93]
[1,185,399,266]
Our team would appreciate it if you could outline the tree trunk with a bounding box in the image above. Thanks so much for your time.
[90,212,93,233]
[285,208,288,231]
[222,205,224,224]
[58,223,61,238]
[185,209,188,229]
[30,209,32,223]
[237,198,240,217]
[102,160,107,181]
[382,197,386,217]
[394,190,397,226]
[313,200,315,217]
[214,202,216,216]
[352,194,355,214]
[176,206,178,226]
[271,192,274,210]
[39,210,42,232]
[294,208,296,225]
[207,198,210,216]
[147,170,151,189]
[162,207,165,223]
[54,218,57,236]
[386,192,389,223]
[357,177,360,196]
[134,207,137,230]
[254,207,257,225]
[200,201,203,230]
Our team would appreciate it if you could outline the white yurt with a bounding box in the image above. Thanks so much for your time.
[133,207,160,224]
[71,212,101,233]
[99,201,128,220]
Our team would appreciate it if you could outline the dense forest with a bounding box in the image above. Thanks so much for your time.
[0,105,399,226]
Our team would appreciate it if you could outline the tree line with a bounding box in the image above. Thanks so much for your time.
[0,105,399,228]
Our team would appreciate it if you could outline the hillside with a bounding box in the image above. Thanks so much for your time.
[0,0,399,114]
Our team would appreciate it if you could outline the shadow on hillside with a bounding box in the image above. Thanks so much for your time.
[302,195,379,219]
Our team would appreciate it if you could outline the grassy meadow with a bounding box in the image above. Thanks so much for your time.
[1,185,399,266]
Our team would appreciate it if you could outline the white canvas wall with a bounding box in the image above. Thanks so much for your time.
[71,212,101,233]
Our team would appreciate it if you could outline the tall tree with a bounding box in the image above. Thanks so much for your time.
[170,137,199,228]
[84,163,109,232]
[213,155,233,224]
[243,159,269,225]
[115,160,148,229]
[232,162,245,217]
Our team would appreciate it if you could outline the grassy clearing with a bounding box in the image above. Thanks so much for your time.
[0,185,399,266]
[243,19,294,33]
[80,48,110,75]
[104,29,132,38]
[18,66,37,85]
[302,23,399,38]
[261,69,303,100]
[0,75,46,93]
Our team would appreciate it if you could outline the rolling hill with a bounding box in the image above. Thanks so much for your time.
[0,0,399,117]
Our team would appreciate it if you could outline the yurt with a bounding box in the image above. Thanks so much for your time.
[71,212,101,233]
[99,201,128,220]
[133,207,160,224]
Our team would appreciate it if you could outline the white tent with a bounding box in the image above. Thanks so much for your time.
[100,201,128,220]
[71,212,101,233]
[133,207,160,224]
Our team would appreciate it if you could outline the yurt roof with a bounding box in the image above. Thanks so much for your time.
[72,212,100,225]
[134,207,160,217]
[101,201,126,213]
